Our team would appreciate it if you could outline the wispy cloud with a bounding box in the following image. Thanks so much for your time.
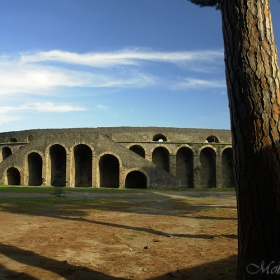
[22,102,85,112]
[20,49,224,68]
[0,102,85,124]
[0,49,224,97]
[172,78,226,90]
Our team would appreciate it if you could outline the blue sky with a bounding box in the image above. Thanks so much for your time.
[0,0,279,132]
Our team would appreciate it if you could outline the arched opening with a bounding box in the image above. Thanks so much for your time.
[222,148,235,187]
[176,147,194,188]
[200,148,216,188]
[9,137,17,143]
[125,171,147,188]
[206,135,219,143]
[2,147,12,160]
[7,167,20,185]
[153,134,167,142]
[50,144,66,187]
[99,154,119,188]
[129,145,145,158]
[74,144,92,187]
[152,147,170,172]
[28,135,34,141]
[28,152,43,186]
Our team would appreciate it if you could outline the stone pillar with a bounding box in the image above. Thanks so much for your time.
[169,154,176,177]
[119,167,126,188]
[145,153,152,163]
[193,151,201,188]
[65,150,72,187]
[68,148,75,188]
[215,150,223,188]
[92,155,98,188]
[45,151,51,186]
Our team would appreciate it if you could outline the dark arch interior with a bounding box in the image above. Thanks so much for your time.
[2,147,12,161]
[125,171,147,188]
[7,167,20,185]
[129,145,145,158]
[176,147,194,188]
[153,134,167,142]
[200,148,216,188]
[74,144,92,187]
[28,152,42,186]
[152,147,170,172]
[222,148,235,187]
[28,135,34,141]
[99,154,119,188]
[50,144,66,187]
[206,135,219,143]
[9,138,17,143]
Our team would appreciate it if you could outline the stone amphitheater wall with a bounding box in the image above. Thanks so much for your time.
[0,127,233,189]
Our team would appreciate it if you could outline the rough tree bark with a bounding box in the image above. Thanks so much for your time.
[220,0,280,278]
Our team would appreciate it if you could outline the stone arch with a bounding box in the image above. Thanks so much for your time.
[176,147,194,188]
[7,167,20,185]
[99,154,119,188]
[153,134,167,142]
[129,145,145,158]
[28,152,43,186]
[2,147,12,160]
[50,144,67,187]
[206,135,219,143]
[152,147,170,172]
[28,135,35,141]
[200,147,216,188]
[222,147,235,187]
[9,137,17,143]
[74,144,92,187]
[125,171,147,188]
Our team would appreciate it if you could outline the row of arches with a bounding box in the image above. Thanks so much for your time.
[4,143,234,189]
[129,145,234,188]
[5,144,148,188]
[152,134,220,143]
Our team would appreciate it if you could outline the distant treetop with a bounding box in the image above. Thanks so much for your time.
[188,0,220,9]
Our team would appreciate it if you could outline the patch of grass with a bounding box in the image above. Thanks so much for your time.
[0,195,134,217]
[0,186,149,194]
[0,186,55,193]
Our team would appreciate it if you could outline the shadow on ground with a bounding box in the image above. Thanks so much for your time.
[0,242,237,280]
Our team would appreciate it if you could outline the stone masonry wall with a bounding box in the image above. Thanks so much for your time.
[0,127,233,189]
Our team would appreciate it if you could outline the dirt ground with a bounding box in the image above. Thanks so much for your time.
[0,189,237,280]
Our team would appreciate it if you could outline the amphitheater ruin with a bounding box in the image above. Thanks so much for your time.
[0,127,234,189]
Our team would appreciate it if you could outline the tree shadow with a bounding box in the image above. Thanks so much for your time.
[0,242,124,280]
[0,263,38,280]
[149,255,237,280]
[0,189,237,218]
[0,190,237,279]
[0,242,237,280]
[43,214,237,240]
[0,190,237,240]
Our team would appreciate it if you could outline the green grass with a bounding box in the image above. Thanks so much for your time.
[0,195,134,217]
[0,186,148,194]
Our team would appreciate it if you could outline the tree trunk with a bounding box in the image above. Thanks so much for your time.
[220,0,280,279]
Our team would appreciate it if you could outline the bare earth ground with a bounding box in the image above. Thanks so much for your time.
[0,189,237,280]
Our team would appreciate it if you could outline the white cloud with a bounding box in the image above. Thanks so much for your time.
[172,78,226,90]
[0,102,86,125]
[0,62,155,96]
[0,49,224,97]
[22,102,85,112]
[20,49,224,68]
